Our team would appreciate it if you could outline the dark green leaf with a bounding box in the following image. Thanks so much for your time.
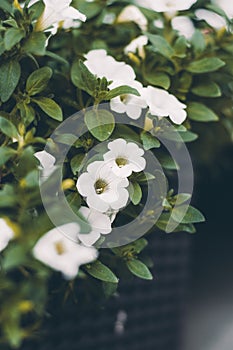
[22,32,47,55]
[102,281,118,298]
[105,85,140,100]
[26,67,53,96]
[0,60,21,103]
[127,259,153,280]
[71,154,85,174]
[0,116,18,139]
[171,205,205,223]
[0,147,16,167]
[146,33,174,59]
[2,246,27,271]
[85,260,119,283]
[143,71,171,89]
[191,81,221,97]
[4,28,25,51]
[33,97,63,121]
[71,60,97,95]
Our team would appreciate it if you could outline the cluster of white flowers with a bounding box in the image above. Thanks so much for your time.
[25,139,146,279]
[84,49,187,124]
[135,0,198,15]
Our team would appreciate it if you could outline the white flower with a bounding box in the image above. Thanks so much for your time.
[34,150,56,179]
[77,207,112,246]
[135,0,198,13]
[153,19,164,29]
[195,9,227,29]
[35,0,86,32]
[77,161,129,213]
[143,86,187,125]
[110,80,147,120]
[124,35,148,58]
[32,223,98,279]
[84,49,136,83]
[0,219,14,252]
[103,139,146,178]
[171,16,195,39]
[84,49,146,119]
[212,0,233,19]
[117,5,148,31]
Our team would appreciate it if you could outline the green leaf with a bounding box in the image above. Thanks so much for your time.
[22,32,47,55]
[187,102,219,122]
[129,182,142,205]
[102,281,118,298]
[187,57,225,74]
[33,97,63,121]
[71,154,85,174]
[175,193,191,205]
[84,109,115,141]
[85,260,119,283]
[0,60,21,103]
[171,205,205,223]
[2,246,27,271]
[0,116,18,139]
[179,130,198,142]
[71,60,97,95]
[26,67,53,96]
[112,238,148,257]
[17,102,36,125]
[146,33,174,59]
[191,30,206,55]
[105,85,140,100]
[126,259,153,280]
[158,154,179,170]
[4,28,25,51]
[0,0,13,13]
[173,36,187,58]
[191,81,221,97]
[0,147,16,167]
[141,132,160,150]
[143,71,171,89]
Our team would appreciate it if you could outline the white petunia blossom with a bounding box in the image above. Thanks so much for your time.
[117,5,148,31]
[77,207,112,246]
[143,86,187,125]
[135,0,198,13]
[110,80,147,120]
[84,49,146,119]
[212,0,233,19]
[77,161,129,213]
[34,150,56,179]
[103,139,146,178]
[124,35,148,58]
[195,9,227,29]
[35,0,86,32]
[32,223,98,279]
[0,219,14,252]
[171,16,195,39]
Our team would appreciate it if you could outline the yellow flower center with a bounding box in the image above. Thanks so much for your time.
[116,157,128,168]
[95,179,108,195]
[54,241,66,255]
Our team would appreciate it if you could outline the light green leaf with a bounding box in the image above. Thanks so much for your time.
[146,33,174,59]
[187,102,219,122]
[84,109,115,141]
[143,71,171,89]
[0,147,16,167]
[129,182,142,205]
[0,0,13,13]
[191,81,221,97]
[105,85,140,100]
[141,132,160,150]
[22,32,47,55]
[0,116,18,139]
[4,28,25,51]
[171,205,205,223]
[187,57,225,74]
[85,260,119,283]
[127,259,153,280]
[33,97,63,121]
[191,30,206,54]
[26,67,53,96]
[0,60,21,103]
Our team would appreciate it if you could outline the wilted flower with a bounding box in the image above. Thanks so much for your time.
[171,16,195,39]
[0,219,14,252]
[32,223,98,279]
[195,9,227,29]
[103,139,146,178]
[35,0,86,32]
[77,207,112,246]
[143,86,187,125]
[117,5,148,31]
[77,161,129,213]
